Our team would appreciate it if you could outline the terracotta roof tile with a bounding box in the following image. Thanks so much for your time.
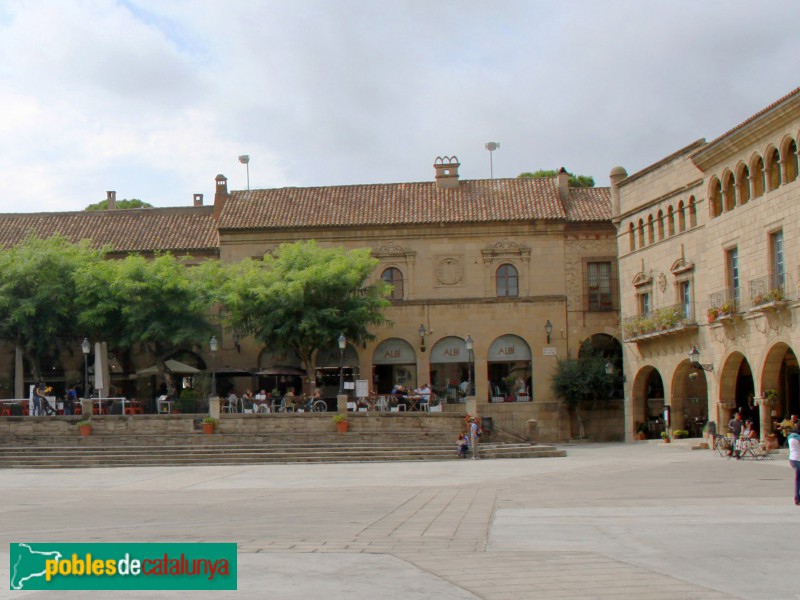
[0,207,218,253]
[219,178,611,229]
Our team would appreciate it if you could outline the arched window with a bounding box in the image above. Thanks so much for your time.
[784,139,798,183]
[766,147,781,191]
[737,164,751,205]
[709,178,723,217]
[667,206,675,236]
[496,264,519,297]
[752,156,765,198]
[381,267,404,300]
[638,219,645,247]
[628,222,636,252]
[688,196,697,228]
[677,201,686,232]
[656,210,664,241]
[647,215,655,245]
[723,171,736,211]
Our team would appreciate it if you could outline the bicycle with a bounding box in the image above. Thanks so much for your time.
[300,395,328,413]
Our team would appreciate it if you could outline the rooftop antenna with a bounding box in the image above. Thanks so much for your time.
[238,155,250,190]
[485,142,500,179]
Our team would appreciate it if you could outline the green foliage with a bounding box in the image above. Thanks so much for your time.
[175,388,198,413]
[202,416,218,425]
[0,235,104,378]
[332,413,348,423]
[216,241,391,386]
[550,349,611,408]
[673,429,689,439]
[84,198,153,211]
[518,169,595,188]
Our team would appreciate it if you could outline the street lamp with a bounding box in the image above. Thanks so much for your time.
[418,324,427,353]
[544,320,553,344]
[338,333,346,395]
[688,346,713,371]
[209,336,218,397]
[465,335,474,396]
[81,338,90,400]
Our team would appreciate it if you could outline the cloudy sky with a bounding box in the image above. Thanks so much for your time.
[1,0,799,213]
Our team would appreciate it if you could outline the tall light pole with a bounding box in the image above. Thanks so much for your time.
[209,336,218,398]
[465,335,474,395]
[338,333,346,395]
[81,338,90,400]
[238,155,250,190]
[485,142,500,179]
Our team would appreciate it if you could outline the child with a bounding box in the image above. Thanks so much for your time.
[457,433,469,458]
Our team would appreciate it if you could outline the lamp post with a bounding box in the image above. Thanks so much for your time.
[81,338,90,400]
[418,324,426,353]
[209,336,218,398]
[689,346,713,371]
[544,320,553,344]
[465,335,474,396]
[338,333,346,395]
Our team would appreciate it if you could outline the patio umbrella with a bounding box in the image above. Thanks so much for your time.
[135,359,202,376]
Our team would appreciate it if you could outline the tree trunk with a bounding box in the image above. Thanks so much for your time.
[574,403,586,439]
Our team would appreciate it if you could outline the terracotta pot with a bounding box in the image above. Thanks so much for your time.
[202,422,215,434]
[79,425,92,437]
[336,421,349,433]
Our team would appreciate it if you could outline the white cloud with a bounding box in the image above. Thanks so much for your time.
[0,0,799,211]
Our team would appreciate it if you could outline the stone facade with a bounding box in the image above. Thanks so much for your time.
[614,86,800,442]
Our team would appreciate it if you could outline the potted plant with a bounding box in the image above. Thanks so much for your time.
[202,416,218,434]
[77,419,92,437]
[661,431,670,443]
[673,429,689,439]
[707,306,719,322]
[333,413,349,433]
[635,421,648,440]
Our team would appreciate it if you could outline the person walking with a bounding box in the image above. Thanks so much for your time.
[788,426,800,506]
[728,412,743,459]
[469,417,481,460]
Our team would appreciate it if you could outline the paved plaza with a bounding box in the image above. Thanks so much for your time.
[0,442,798,599]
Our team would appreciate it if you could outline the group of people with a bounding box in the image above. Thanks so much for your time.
[457,416,482,459]
[390,383,432,410]
[30,381,80,416]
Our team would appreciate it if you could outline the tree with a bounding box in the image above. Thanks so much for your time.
[518,169,595,188]
[550,346,611,439]
[74,253,213,396]
[84,198,153,211]
[217,241,391,393]
[0,235,103,381]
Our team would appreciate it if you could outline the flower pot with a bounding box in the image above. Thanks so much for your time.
[202,422,215,434]
[336,421,349,433]
[79,425,92,437]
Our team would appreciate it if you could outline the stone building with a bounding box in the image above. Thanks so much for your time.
[212,159,619,441]
[613,86,800,442]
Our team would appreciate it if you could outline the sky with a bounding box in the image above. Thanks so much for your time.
[1,0,799,213]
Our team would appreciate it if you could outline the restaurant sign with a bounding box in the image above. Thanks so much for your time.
[372,339,416,365]
[430,337,468,364]
[487,335,532,362]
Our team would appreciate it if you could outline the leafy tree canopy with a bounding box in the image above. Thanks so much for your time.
[518,169,595,188]
[84,198,153,211]
[216,241,391,390]
[550,345,612,438]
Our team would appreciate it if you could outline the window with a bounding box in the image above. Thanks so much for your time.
[688,196,697,228]
[381,267,404,300]
[766,148,781,191]
[785,140,798,184]
[771,230,785,291]
[723,172,736,211]
[667,206,675,236]
[657,210,665,240]
[628,223,636,251]
[677,201,686,232]
[709,179,723,218]
[496,263,519,297]
[587,261,614,311]
[727,247,740,307]
[679,280,692,321]
[752,156,766,197]
[638,292,650,316]
[738,165,751,204]
[647,215,655,245]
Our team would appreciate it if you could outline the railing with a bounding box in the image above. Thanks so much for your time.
[748,273,789,309]
[706,288,739,322]
[622,303,693,340]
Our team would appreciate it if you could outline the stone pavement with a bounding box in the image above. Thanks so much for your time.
[0,442,798,599]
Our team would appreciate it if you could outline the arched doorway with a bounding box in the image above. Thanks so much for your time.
[430,337,472,401]
[631,366,665,439]
[316,342,360,397]
[761,343,799,432]
[672,360,709,437]
[718,352,755,432]
[487,334,532,402]
[372,338,418,394]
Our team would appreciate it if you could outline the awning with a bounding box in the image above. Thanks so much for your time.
[214,367,254,376]
[256,366,306,376]
[136,359,201,376]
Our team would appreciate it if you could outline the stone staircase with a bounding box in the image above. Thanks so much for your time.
[0,414,566,468]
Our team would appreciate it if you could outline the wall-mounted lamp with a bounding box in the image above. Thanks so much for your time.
[604,361,614,376]
[688,346,713,371]
[545,320,553,344]
[465,335,474,396]
[418,324,427,353]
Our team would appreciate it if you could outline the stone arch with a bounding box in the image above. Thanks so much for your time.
[751,154,766,198]
[656,209,665,240]
[781,136,798,184]
[628,222,636,252]
[735,162,751,204]
[677,200,686,231]
[631,365,665,438]
[761,342,800,424]
[687,196,697,228]
[722,169,736,211]
[667,205,675,235]
[765,145,781,191]
[708,177,723,217]
[717,350,754,426]
[646,214,655,245]
[671,359,709,436]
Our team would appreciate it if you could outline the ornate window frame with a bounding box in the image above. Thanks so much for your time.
[481,240,531,297]
[373,242,416,299]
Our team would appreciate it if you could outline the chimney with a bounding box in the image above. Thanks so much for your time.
[556,168,569,201]
[193,193,204,207]
[433,156,460,190]
[213,174,229,220]
[106,191,117,210]
[609,166,628,218]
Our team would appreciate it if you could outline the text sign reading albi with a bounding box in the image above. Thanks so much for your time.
[10,543,237,591]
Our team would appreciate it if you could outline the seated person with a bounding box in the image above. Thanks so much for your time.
[414,383,432,408]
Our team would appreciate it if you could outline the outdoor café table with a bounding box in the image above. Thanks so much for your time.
[406,395,422,411]
[362,394,380,411]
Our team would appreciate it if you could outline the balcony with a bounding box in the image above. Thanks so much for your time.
[747,274,789,312]
[622,304,696,342]
[706,288,739,323]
